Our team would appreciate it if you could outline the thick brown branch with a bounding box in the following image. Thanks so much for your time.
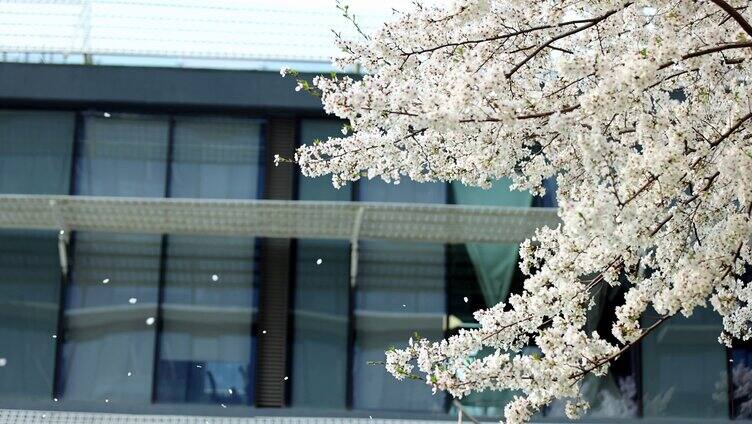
[402,13,628,58]
[568,315,670,382]
[505,3,633,78]
[709,111,752,146]
[709,0,752,37]
[658,41,752,70]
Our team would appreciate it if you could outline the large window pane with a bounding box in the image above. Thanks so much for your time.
[352,179,446,412]
[155,117,261,405]
[0,110,74,194]
[0,110,74,401]
[74,114,168,197]
[0,231,61,401]
[156,236,256,405]
[290,119,351,409]
[170,117,263,199]
[291,238,349,409]
[642,307,728,418]
[59,113,169,402]
[59,232,162,402]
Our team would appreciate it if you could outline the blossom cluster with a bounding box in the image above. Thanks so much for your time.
[288,0,752,422]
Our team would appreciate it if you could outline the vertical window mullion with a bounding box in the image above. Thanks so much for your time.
[150,116,175,403]
[345,179,359,410]
[52,111,83,400]
[442,182,451,414]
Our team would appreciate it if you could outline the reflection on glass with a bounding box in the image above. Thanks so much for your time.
[156,117,261,405]
[59,113,168,402]
[60,232,161,402]
[642,307,728,418]
[156,236,256,405]
[0,110,73,400]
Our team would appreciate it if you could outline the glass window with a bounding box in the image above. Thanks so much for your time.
[59,232,162,402]
[74,114,169,197]
[291,119,351,408]
[169,117,263,199]
[352,179,447,412]
[642,307,728,418]
[0,110,74,194]
[0,110,75,401]
[58,113,169,402]
[156,117,262,405]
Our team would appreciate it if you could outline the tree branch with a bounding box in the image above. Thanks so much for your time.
[505,3,633,78]
[709,0,752,37]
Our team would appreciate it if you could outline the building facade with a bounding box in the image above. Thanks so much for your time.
[0,62,747,423]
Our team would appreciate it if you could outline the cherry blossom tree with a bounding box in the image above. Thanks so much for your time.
[282,0,752,421]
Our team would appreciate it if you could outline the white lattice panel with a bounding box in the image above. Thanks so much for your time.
[0,195,558,244]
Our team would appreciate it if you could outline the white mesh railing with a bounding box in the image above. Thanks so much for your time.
[0,409,477,424]
[0,195,559,244]
[0,0,410,64]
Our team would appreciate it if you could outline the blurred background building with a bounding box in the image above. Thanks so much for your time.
[0,1,744,423]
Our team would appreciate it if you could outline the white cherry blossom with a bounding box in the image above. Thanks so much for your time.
[286,1,752,422]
